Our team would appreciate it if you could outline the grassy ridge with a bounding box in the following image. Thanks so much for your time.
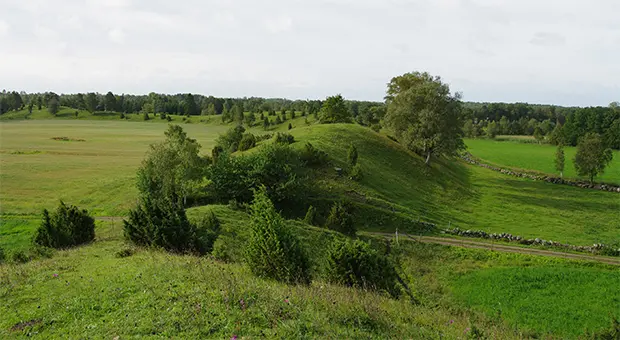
[466,138,620,184]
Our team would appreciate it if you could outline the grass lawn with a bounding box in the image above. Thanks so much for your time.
[465,138,620,184]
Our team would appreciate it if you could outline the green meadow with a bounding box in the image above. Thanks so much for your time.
[466,138,620,184]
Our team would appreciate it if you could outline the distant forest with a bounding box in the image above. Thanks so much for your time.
[1,90,618,149]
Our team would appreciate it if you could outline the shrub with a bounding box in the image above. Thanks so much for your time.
[212,237,231,262]
[216,125,245,152]
[115,247,134,258]
[166,115,172,122]
[347,144,358,166]
[255,133,273,142]
[120,112,125,119]
[370,123,381,132]
[303,205,317,225]
[33,201,95,249]
[326,238,400,297]
[32,246,55,259]
[123,190,199,254]
[10,250,30,264]
[238,133,257,151]
[160,113,167,120]
[274,132,295,145]
[0,247,5,263]
[143,112,150,121]
[325,202,356,236]
[194,211,221,254]
[299,142,329,167]
[245,189,311,284]
[350,163,363,181]
[288,123,292,130]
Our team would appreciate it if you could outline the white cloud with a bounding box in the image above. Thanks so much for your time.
[108,28,125,44]
[0,0,618,106]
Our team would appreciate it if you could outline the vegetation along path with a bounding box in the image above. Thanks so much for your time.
[370,232,620,266]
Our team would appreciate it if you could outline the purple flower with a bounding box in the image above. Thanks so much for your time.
[231,335,238,340]
[464,327,471,334]
[284,299,290,304]
[449,320,454,324]
[53,273,59,278]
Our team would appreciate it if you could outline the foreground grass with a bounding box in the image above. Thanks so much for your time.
[465,138,620,184]
[0,220,515,339]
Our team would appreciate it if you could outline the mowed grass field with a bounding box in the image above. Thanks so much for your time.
[466,138,620,184]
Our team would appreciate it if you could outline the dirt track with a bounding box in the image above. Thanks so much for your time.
[96,217,620,266]
[370,232,620,266]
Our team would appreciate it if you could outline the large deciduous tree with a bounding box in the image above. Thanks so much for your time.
[104,91,117,111]
[84,93,98,113]
[319,94,351,123]
[573,133,613,184]
[384,72,464,164]
[183,93,198,116]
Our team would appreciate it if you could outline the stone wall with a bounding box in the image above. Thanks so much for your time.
[461,153,620,193]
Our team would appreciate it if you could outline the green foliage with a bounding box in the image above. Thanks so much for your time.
[319,94,351,124]
[10,249,30,263]
[216,125,246,152]
[350,163,363,181]
[166,115,172,122]
[47,98,59,116]
[262,117,270,130]
[238,133,257,151]
[574,133,614,184]
[303,205,317,225]
[326,238,400,297]
[119,112,125,119]
[347,144,358,166]
[0,247,5,263]
[325,202,356,236]
[555,144,565,178]
[33,201,95,249]
[123,189,199,253]
[274,132,295,145]
[485,121,499,139]
[299,142,329,167]
[288,122,292,130]
[533,126,544,143]
[245,189,311,284]
[143,112,150,121]
[384,72,464,164]
[194,211,221,254]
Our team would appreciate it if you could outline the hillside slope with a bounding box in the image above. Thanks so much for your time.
[289,124,620,245]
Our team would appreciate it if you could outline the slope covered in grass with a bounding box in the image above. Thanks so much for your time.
[290,124,620,245]
[466,138,620,184]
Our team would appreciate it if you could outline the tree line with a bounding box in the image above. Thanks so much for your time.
[463,102,620,149]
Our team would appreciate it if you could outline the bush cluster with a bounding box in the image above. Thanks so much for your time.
[325,202,356,236]
[274,132,295,145]
[238,133,256,151]
[245,189,311,284]
[216,125,246,152]
[326,238,400,297]
[33,201,95,249]
[299,142,329,167]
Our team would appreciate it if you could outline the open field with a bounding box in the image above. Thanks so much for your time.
[2,121,618,254]
[465,138,620,184]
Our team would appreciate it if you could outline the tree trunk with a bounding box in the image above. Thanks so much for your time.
[425,151,431,165]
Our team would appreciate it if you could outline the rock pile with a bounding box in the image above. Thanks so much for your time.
[445,227,620,257]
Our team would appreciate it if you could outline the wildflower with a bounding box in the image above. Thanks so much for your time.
[239,299,246,311]
[284,299,290,304]
[449,320,454,324]
[53,273,58,278]
[464,327,470,334]
[231,335,238,340]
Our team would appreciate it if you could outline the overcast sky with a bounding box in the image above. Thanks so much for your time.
[1,0,618,106]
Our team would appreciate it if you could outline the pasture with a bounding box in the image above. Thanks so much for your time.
[465,138,620,184]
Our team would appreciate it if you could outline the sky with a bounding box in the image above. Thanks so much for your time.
[0,0,618,106]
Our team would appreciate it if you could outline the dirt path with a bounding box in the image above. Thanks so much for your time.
[370,232,620,266]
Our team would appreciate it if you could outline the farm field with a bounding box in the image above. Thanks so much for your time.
[465,138,620,184]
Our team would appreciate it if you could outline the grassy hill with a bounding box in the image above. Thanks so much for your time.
[2,118,620,338]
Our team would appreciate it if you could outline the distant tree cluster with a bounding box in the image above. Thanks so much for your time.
[463,102,620,149]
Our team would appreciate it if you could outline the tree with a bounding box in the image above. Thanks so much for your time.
[104,91,117,111]
[499,116,510,135]
[325,202,355,236]
[573,133,614,184]
[533,126,544,144]
[137,125,206,205]
[555,145,565,179]
[263,117,270,130]
[287,122,292,130]
[183,93,198,116]
[84,93,98,113]
[319,94,351,123]
[47,97,59,116]
[384,72,464,165]
[486,121,499,139]
[245,188,311,284]
[33,201,95,249]
[347,144,358,166]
